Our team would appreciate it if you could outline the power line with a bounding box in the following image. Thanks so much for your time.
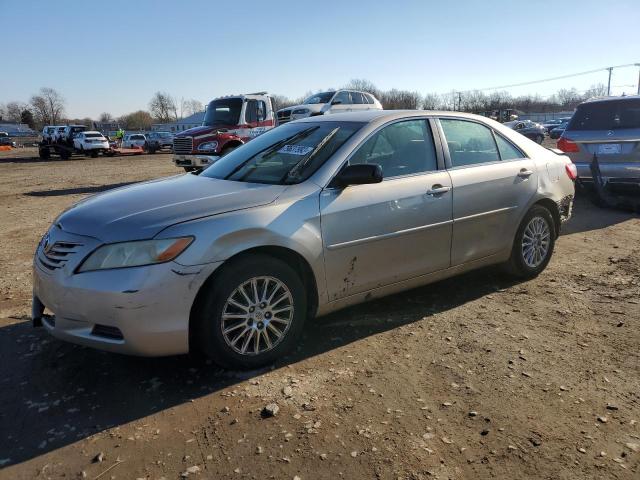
[455,63,639,94]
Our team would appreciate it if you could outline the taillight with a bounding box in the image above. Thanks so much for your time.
[557,137,579,153]
[565,162,578,180]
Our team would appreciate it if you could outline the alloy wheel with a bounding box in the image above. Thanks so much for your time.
[521,216,551,268]
[221,276,294,356]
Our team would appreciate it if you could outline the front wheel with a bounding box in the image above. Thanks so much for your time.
[535,134,544,144]
[194,254,307,369]
[505,205,555,279]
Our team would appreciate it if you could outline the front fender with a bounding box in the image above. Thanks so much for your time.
[156,184,327,303]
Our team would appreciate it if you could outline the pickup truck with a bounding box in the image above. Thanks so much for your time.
[172,92,276,171]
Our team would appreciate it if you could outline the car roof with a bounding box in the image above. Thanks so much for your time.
[82,131,103,135]
[582,95,640,105]
[295,109,496,125]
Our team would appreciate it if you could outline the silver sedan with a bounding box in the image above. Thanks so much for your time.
[33,110,576,368]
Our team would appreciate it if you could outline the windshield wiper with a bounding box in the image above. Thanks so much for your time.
[224,126,319,180]
[283,127,339,184]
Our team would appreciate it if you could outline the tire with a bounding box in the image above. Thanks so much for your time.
[535,134,544,144]
[221,145,238,157]
[505,205,556,279]
[194,254,307,369]
[39,147,50,159]
[90,150,98,158]
[60,149,71,160]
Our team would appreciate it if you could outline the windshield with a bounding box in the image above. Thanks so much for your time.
[303,92,335,105]
[158,132,172,137]
[203,98,243,126]
[568,99,640,131]
[201,121,363,185]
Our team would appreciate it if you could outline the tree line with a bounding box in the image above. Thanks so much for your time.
[0,80,609,132]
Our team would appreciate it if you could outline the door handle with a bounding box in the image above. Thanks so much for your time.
[426,184,451,196]
[517,168,534,178]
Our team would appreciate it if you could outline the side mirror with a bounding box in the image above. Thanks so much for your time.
[331,100,342,105]
[333,164,383,188]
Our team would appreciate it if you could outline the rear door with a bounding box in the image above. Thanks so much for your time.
[320,118,452,300]
[438,117,538,266]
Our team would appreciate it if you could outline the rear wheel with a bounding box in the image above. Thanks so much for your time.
[505,205,555,279]
[194,254,307,369]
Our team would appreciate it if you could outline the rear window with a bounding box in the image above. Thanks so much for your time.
[131,135,145,140]
[568,99,640,131]
[85,133,102,138]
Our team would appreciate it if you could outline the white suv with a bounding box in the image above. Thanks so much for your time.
[122,133,147,148]
[277,90,382,124]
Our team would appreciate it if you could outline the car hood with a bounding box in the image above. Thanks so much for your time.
[176,124,235,138]
[56,174,286,243]
[280,104,325,114]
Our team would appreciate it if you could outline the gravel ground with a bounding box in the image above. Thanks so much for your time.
[0,146,638,480]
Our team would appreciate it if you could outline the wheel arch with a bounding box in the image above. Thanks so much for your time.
[532,198,561,238]
[188,245,319,353]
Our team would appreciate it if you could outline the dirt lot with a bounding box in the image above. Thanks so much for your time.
[0,146,638,480]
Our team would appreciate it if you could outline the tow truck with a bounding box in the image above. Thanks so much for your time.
[172,92,276,171]
[38,128,144,160]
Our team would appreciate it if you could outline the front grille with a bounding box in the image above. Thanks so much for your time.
[277,110,291,125]
[173,137,193,154]
[38,241,83,271]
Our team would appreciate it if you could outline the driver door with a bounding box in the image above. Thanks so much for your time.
[320,119,452,300]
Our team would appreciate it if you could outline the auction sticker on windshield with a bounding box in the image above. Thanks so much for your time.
[278,145,314,156]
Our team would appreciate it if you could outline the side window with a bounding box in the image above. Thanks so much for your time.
[350,120,438,177]
[256,101,266,122]
[495,134,525,160]
[440,119,500,167]
[350,92,365,104]
[332,91,351,105]
[245,100,257,124]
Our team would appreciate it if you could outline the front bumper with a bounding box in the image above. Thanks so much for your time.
[32,231,221,356]
[173,154,220,168]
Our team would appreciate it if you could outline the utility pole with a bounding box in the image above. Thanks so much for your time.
[457,92,462,111]
[606,67,613,96]
[636,64,640,95]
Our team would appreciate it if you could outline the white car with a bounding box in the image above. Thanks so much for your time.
[73,131,110,155]
[122,133,146,148]
[277,89,383,124]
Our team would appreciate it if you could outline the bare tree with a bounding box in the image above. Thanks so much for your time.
[118,110,154,130]
[583,83,607,99]
[344,79,381,99]
[99,112,114,123]
[149,92,178,123]
[30,87,65,126]
[179,98,203,118]
[422,93,442,110]
[271,94,304,110]
[380,89,421,110]
[5,102,27,123]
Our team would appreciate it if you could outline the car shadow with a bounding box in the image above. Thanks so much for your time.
[561,193,638,236]
[0,266,520,467]
[24,183,138,197]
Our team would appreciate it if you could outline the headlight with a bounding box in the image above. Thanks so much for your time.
[197,141,218,152]
[292,108,310,115]
[77,237,194,272]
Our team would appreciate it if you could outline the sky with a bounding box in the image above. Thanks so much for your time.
[1,0,639,119]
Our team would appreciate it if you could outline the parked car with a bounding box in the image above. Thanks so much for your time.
[32,110,575,368]
[504,120,546,143]
[52,126,67,142]
[145,131,174,152]
[122,133,147,148]
[0,131,16,147]
[557,95,640,196]
[73,131,110,156]
[541,119,563,132]
[276,90,383,125]
[549,120,570,139]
